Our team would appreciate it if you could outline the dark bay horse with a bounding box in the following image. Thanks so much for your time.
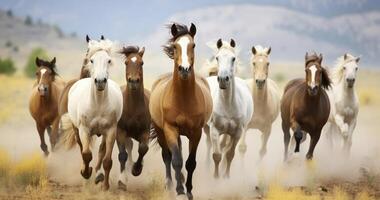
[281,52,331,160]
[29,57,65,155]
[116,46,151,190]
[149,23,213,199]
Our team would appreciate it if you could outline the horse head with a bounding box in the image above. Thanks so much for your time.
[35,57,57,96]
[214,39,237,90]
[251,45,271,89]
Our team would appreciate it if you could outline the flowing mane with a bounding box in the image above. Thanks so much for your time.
[119,46,140,57]
[163,23,191,59]
[330,53,357,84]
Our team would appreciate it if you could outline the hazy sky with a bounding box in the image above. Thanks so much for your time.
[0,0,378,42]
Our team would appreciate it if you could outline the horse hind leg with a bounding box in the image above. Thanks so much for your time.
[210,124,222,178]
[125,137,133,170]
[238,130,247,157]
[132,132,149,176]
[116,129,128,190]
[224,130,241,178]
[203,124,212,163]
[50,117,60,151]
[95,137,106,185]
[36,123,49,156]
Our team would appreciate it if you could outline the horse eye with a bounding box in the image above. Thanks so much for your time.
[232,57,236,62]
[343,66,346,70]
[355,67,358,71]
[193,44,196,48]
[267,62,270,66]
[90,59,94,64]
[216,57,219,61]
[141,61,144,65]
[108,60,111,64]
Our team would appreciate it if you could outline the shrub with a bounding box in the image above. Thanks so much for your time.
[6,10,13,17]
[24,48,48,78]
[5,41,12,48]
[24,15,33,26]
[0,58,16,75]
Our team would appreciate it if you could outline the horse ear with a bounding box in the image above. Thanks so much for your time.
[251,46,257,55]
[355,56,360,63]
[217,39,223,49]
[35,57,42,67]
[344,53,348,60]
[230,39,236,48]
[305,52,309,61]
[266,47,271,55]
[139,47,145,57]
[171,24,178,37]
[86,35,90,43]
[100,35,105,40]
[189,23,196,37]
[50,57,56,65]
[319,53,323,64]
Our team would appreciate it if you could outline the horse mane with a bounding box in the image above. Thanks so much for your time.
[163,23,191,59]
[37,58,58,77]
[321,67,332,90]
[330,53,356,84]
[120,46,140,57]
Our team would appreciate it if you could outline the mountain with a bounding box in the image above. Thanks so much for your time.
[143,4,380,68]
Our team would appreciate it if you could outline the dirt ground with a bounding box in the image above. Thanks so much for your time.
[0,73,379,200]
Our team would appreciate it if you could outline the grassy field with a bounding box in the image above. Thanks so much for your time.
[0,66,379,200]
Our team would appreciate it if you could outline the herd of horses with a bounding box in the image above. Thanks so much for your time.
[28,23,360,199]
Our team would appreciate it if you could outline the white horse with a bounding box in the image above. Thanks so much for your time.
[204,39,253,178]
[240,45,280,159]
[325,53,360,153]
[60,37,123,190]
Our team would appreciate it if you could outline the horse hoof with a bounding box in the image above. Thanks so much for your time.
[95,173,104,184]
[187,192,193,200]
[80,167,92,179]
[165,179,172,190]
[101,183,110,191]
[118,180,127,191]
[132,162,143,176]
[214,173,219,179]
[176,194,187,200]
[306,154,313,160]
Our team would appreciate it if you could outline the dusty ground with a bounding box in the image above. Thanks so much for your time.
[0,69,379,200]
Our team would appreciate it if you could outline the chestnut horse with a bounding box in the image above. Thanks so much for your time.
[281,52,331,160]
[117,46,151,190]
[29,57,65,156]
[149,23,212,199]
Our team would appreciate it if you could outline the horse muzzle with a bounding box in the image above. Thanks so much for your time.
[94,78,107,91]
[217,76,229,90]
[178,65,191,80]
[38,85,48,96]
[308,86,319,96]
[255,79,266,89]
[346,78,355,88]
[127,78,141,90]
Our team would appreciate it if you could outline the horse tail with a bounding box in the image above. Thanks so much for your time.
[149,123,161,151]
[58,113,77,150]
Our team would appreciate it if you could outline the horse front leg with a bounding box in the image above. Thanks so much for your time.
[185,129,201,200]
[224,127,242,178]
[290,118,303,153]
[306,130,321,160]
[282,121,290,161]
[116,128,128,190]
[164,123,185,196]
[210,123,222,178]
[36,122,49,156]
[95,136,106,185]
[132,131,149,176]
[238,129,247,157]
[78,126,92,179]
[50,117,60,151]
[102,125,117,190]
[343,119,357,155]
[259,126,271,159]
[203,124,212,163]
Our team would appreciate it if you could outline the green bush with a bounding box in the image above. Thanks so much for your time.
[0,58,16,75]
[24,48,48,78]
[25,16,33,26]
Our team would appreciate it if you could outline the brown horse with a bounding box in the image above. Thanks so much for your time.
[29,57,65,155]
[116,46,151,190]
[149,23,212,199]
[281,52,331,161]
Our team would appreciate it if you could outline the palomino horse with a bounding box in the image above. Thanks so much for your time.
[60,38,123,190]
[117,46,151,190]
[149,23,212,199]
[29,57,65,156]
[240,45,280,159]
[325,53,360,153]
[281,52,331,160]
[58,35,95,119]
[204,39,253,178]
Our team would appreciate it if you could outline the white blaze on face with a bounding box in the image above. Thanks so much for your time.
[131,56,137,63]
[39,68,47,84]
[177,36,190,69]
[309,65,317,88]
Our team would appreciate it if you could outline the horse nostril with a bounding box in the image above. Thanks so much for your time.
[103,78,107,83]
[225,77,229,82]
[136,78,140,83]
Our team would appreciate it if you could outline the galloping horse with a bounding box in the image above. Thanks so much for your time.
[117,46,151,190]
[204,39,253,178]
[60,38,123,190]
[325,53,360,154]
[29,57,65,156]
[281,52,331,160]
[149,23,212,199]
[240,45,280,159]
